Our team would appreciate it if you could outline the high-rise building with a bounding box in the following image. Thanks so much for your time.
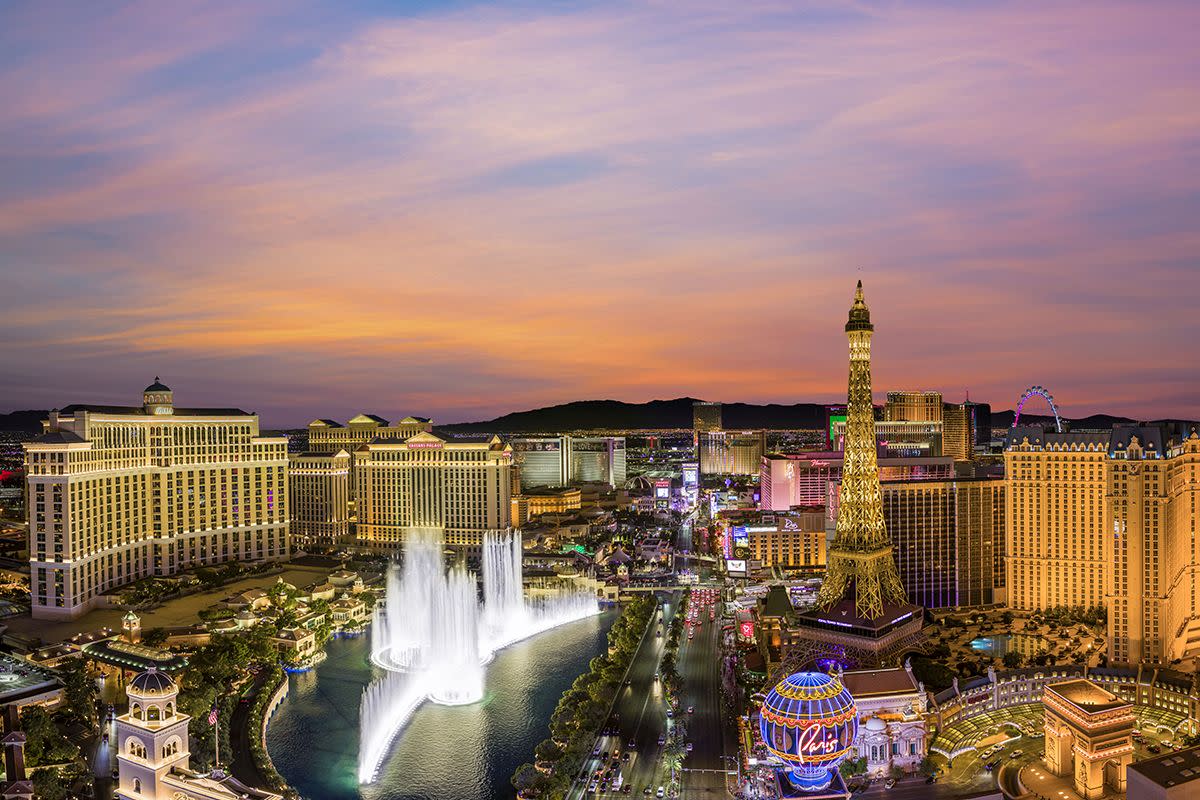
[306,414,433,452]
[789,282,924,669]
[829,419,943,457]
[289,449,351,547]
[693,401,722,432]
[1005,425,1200,664]
[23,380,289,620]
[698,430,765,475]
[306,413,433,508]
[942,402,976,462]
[570,436,627,488]
[355,430,513,550]
[882,478,1005,608]
[724,509,827,569]
[884,391,944,423]
[510,436,571,489]
[965,400,992,447]
[760,452,954,511]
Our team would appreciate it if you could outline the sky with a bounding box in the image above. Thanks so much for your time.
[2,1,1199,427]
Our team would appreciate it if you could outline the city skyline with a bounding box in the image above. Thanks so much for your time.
[3,1,1200,425]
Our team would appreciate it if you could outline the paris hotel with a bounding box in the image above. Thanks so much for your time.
[23,380,289,620]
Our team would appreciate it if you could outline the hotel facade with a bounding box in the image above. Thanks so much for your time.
[355,431,513,550]
[24,381,289,620]
[1005,425,1200,664]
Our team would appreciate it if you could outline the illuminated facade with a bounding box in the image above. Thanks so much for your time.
[884,391,943,423]
[882,478,1005,609]
[693,401,723,432]
[1005,426,1200,664]
[569,436,627,488]
[289,449,351,546]
[306,414,433,452]
[510,436,571,489]
[355,431,512,549]
[760,452,954,512]
[24,381,289,620]
[699,429,765,476]
[830,419,943,457]
[941,403,975,462]
[722,510,827,569]
[1042,679,1133,800]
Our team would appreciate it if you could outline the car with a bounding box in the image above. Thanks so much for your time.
[1010,750,1023,759]
[925,776,935,784]
[685,741,693,751]
[885,778,896,789]
[687,706,694,714]
[101,732,109,743]
[656,787,666,798]
[666,709,674,718]
[643,788,652,795]
[594,745,602,756]
[1148,744,1162,754]
[588,781,598,793]
[111,770,120,780]
[658,734,666,745]
[623,786,633,795]
[622,752,630,762]
[627,740,637,750]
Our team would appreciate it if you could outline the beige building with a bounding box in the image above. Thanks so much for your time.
[306,414,433,452]
[356,430,513,550]
[24,380,289,620]
[698,429,765,476]
[289,449,351,547]
[884,391,943,423]
[1006,426,1200,665]
[741,510,827,569]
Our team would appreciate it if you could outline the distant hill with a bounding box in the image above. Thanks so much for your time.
[0,410,46,432]
[440,398,828,433]
[990,410,1136,429]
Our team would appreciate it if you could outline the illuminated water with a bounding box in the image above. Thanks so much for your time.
[969,633,1046,657]
[360,529,599,781]
[267,612,615,800]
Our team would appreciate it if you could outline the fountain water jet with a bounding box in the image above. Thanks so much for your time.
[357,527,599,783]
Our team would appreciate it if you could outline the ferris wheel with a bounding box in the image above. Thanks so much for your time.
[1013,385,1063,433]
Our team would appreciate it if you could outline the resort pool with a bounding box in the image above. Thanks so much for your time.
[969,634,1046,657]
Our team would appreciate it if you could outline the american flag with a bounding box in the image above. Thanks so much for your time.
[208,706,218,725]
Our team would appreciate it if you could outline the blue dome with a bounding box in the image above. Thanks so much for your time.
[759,671,858,792]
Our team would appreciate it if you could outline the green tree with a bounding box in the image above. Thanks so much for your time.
[918,756,938,777]
[1002,650,1024,668]
[31,767,72,800]
[20,706,77,766]
[141,627,170,648]
[839,757,867,777]
[58,657,98,724]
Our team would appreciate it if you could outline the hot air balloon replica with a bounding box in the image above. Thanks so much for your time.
[759,670,859,796]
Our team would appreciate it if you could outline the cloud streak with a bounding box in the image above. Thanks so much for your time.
[0,0,1197,425]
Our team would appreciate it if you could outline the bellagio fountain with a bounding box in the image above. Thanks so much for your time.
[357,528,599,783]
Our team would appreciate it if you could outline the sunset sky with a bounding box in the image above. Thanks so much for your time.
[2,1,1198,427]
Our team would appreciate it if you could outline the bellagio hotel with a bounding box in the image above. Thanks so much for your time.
[23,380,288,620]
[1006,425,1200,665]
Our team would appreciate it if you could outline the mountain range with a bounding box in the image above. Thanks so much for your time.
[2,402,1188,435]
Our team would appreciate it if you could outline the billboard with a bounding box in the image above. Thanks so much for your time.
[726,559,747,576]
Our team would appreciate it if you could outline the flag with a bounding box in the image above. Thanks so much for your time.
[208,706,218,725]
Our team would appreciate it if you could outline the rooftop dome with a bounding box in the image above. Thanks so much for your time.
[129,666,176,696]
[144,377,171,393]
[864,716,886,732]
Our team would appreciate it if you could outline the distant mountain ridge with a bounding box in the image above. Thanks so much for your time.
[0,410,47,432]
[439,398,828,432]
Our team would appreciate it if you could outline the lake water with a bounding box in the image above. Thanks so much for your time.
[266,610,615,800]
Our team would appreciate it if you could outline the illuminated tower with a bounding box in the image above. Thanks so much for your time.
[787,282,924,670]
[815,281,908,619]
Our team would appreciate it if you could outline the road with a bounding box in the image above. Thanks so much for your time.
[570,593,677,799]
[677,592,729,799]
[229,671,273,790]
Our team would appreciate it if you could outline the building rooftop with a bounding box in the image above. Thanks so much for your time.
[1128,745,1200,789]
[1045,678,1129,713]
[57,403,251,417]
[842,667,919,698]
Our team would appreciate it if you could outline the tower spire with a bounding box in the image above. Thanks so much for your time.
[814,281,908,620]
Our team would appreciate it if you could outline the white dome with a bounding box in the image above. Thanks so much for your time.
[864,716,887,732]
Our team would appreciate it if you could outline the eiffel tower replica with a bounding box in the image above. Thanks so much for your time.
[786,281,926,671]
